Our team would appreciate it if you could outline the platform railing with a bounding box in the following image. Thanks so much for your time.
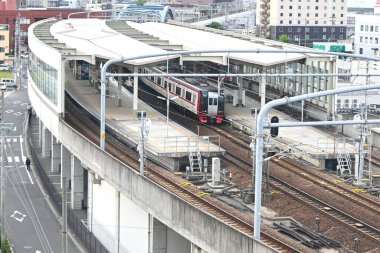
[164,135,221,153]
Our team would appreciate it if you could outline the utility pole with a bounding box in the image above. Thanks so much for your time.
[0,123,14,247]
[329,15,336,42]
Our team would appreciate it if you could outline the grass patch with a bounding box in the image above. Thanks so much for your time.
[0,71,13,79]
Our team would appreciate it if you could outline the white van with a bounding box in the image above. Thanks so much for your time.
[0,78,16,88]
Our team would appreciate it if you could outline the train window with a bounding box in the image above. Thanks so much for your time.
[169,83,172,91]
[164,81,167,87]
[213,98,217,105]
[209,98,212,105]
[157,77,162,85]
[176,87,181,96]
[186,91,192,101]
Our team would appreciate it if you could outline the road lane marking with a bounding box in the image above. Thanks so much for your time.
[20,135,33,184]
[15,156,20,163]
[7,157,12,163]
[13,138,17,142]
[10,210,27,222]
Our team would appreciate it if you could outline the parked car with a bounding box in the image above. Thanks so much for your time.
[0,78,16,88]
[0,65,10,71]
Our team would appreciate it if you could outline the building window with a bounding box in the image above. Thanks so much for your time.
[0,35,4,41]
[340,21,343,24]
[280,20,283,24]
[307,13,310,17]
[315,21,318,24]
[339,35,343,39]
[360,36,363,42]
[314,28,318,32]
[0,47,4,53]
[376,26,379,32]
[315,13,318,17]
[324,6,327,9]
[288,27,292,32]
[365,37,368,43]
[315,6,318,9]
[298,21,301,24]
[289,20,292,24]
[281,5,283,9]
[331,35,335,39]
[289,13,292,16]
[279,27,283,32]
[305,35,309,39]
[290,6,292,9]
[323,28,326,32]
[323,35,326,39]
[365,25,368,31]
[306,27,309,32]
[297,27,301,32]
[370,37,373,43]
[360,25,364,31]
[298,13,301,17]
[359,48,363,54]
[371,26,374,32]
[280,13,283,16]
[375,38,379,44]
[332,27,335,32]
[298,6,301,9]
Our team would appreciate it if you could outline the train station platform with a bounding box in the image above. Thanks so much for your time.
[223,87,356,169]
[64,64,225,171]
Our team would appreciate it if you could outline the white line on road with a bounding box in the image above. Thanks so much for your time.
[15,156,20,163]
[20,135,33,185]
[7,157,12,163]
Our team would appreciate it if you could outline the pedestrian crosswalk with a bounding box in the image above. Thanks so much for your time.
[7,156,26,163]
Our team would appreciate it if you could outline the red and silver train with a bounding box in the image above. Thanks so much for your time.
[141,66,224,124]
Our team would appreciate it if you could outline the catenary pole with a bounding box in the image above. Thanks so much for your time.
[254,83,380,240]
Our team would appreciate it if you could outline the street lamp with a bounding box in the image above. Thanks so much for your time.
[157,92,178,137]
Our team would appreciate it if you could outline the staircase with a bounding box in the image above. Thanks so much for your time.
[189,149,202,173]
[336,139,352,175]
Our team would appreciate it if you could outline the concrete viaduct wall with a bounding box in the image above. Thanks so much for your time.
[28,81,276,253]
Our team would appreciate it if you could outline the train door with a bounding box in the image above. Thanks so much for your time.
[208,92,218,117]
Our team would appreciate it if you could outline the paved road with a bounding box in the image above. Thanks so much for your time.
[1,60,81,252]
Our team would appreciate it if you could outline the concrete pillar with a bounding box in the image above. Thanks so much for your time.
[87,173,94,232]
[41,127,51,157]
[238,76,243,106]
[153,218,167,253]
[38,118,42,147]
[133,66,139,111]
[302,64,308,95]
[327,58,337,120]
[315,62,321,93]
[51,136,60,173]
[117,66,123,107]
[115,191,120,253]
[260,67,267,108]
[71,154,84,209]
[61,145,71,189]
[296,63,302,95]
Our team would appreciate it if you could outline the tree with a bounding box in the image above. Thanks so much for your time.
[136,0,148,5]
[210,22,224,30]
[279,34,290,43]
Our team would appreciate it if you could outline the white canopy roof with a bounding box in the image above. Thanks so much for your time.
[50,19,178,65]
[127,22,307,67]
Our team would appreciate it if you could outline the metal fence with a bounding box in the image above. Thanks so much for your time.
[28,125,109,253]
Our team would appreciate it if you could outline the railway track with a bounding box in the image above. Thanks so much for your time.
[224,149,380,245]
[64,96,303,253]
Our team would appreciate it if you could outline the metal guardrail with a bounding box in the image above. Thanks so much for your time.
[27,118,109,253]
[164,135,221,153]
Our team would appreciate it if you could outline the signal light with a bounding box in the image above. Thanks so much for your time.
[270,116,279,137]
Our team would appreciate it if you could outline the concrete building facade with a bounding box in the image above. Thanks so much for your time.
[256,0,348,46]
[0,24,10,63]
[354,14,380,56]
